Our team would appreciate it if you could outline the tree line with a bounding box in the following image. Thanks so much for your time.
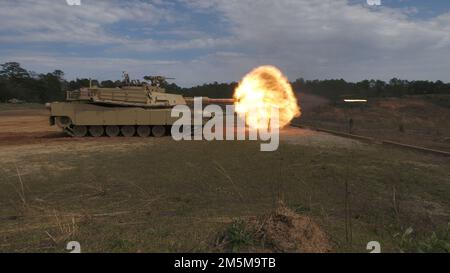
[1,62,449,103]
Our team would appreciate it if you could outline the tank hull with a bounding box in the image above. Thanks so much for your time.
[50,102,178,127]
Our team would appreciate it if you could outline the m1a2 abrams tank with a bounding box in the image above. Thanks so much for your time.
[47,74,234,137]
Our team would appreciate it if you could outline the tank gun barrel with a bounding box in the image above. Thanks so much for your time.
[185,97,236,104]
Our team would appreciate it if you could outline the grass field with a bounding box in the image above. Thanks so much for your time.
[0,103,449,253]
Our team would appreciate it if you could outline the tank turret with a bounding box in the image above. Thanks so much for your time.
[66,75,234,108]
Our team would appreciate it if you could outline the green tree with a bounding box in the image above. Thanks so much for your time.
[0,62,30,80]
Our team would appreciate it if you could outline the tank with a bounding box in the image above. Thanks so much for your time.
[47,74,234,137]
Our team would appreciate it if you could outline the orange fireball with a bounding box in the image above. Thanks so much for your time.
[234,65,301,129]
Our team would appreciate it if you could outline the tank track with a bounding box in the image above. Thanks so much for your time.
[63,125,171,138]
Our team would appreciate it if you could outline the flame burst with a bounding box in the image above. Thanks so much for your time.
[234,65,301,129]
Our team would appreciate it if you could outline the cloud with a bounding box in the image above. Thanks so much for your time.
[1,0,450,85]
[181,0,450,82]
[0,0,166,44]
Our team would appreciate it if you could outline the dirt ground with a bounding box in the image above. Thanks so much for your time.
[298,95,450,152]
[0,106,363,149]
[0,108,61,146]
[0,105,366,183]
[0,104,448,253]
[0,108,147,148]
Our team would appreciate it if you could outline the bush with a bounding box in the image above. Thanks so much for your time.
[395,224,450,253]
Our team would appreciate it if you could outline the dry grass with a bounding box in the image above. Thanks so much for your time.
[0,103,449,253]
[216,201,331,253]
[257,202,331,252]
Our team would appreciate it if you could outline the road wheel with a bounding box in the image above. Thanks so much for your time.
[89,126,104,137]
[72,125,87,137]
[55,116,71,128]
[152,125,166,137]
[105,125,120,137]
[121,125,136,137]
[137,126,151,137]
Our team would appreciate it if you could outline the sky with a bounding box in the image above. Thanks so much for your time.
[0,0,450,86]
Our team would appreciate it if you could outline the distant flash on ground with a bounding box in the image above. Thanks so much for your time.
[233,65,301,129]
[344,99,367,103]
